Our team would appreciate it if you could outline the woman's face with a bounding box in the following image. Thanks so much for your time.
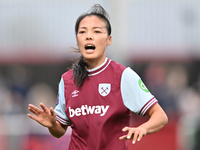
[76,15,111,68]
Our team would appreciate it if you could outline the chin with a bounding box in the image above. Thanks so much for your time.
[83,54,97,60]
[84,57,97,61]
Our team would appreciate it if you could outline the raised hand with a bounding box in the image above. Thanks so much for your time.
[28,103,57,128]
[119,126,147,144]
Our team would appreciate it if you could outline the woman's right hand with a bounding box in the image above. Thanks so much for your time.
[28,103,57,128]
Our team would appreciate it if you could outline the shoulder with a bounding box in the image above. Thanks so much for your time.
[62,69,73,77]
[110,60,126,69]
[62,69,74,84]
[109,60,127,73]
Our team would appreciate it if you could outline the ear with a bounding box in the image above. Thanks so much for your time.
[106,35,112,46]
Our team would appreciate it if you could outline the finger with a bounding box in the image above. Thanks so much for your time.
[119,135,128,140]
[137,132,146,142]
[127,129,134,140]
[40,103,49,113]
[132,131,139,144]
[28,114,39,122]
[122,126,129,132]
[50,107,55,116]
[28,104,42,113]
[28,107,39,115]
[28,114,46,126]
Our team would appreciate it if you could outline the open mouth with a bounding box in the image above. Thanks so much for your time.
[85,44,95,50]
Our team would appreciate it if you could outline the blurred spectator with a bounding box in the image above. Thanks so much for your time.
[6,65,32,113]
[164,65,200,150]
[25,83,56,111]
[144,63,179,115]
[0,85,23,114]
[165,65,188,96]
[177,88,200,150]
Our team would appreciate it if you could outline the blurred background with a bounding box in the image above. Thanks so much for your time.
[0,0,200,150]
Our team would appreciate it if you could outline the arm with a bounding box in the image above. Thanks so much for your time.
[48,120,68,138]
[139,103,168,134]
[119,103,168,144]
[28,103,68,138]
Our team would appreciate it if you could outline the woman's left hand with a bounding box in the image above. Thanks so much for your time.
[119,126,147,144]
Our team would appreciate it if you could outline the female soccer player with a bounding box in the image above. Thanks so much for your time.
[28,4,168,150]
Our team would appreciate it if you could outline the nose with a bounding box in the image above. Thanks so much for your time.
[86,32,93,40]
[86,37,92,40]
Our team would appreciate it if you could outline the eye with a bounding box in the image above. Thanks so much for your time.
[94,30,101,33]
[78,31,85,34]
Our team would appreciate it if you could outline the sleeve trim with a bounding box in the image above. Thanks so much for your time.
[138,97,158,116]
[56,115,72,126]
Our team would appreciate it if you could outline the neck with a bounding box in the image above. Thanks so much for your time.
[85,57,106,70]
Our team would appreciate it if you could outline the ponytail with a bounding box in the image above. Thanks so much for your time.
[72,56,89,87]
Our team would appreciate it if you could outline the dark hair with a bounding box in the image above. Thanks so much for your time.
[75,4,111,36]
[72,4,111,87]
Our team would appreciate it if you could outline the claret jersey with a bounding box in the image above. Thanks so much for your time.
[54,58,158,150]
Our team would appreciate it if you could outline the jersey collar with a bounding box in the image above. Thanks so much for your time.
[88,58,111,76]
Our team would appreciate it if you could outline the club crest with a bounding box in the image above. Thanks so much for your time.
[98,83,111,97]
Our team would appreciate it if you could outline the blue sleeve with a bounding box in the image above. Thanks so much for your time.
[54,77,72,126]
[121,67,158,116]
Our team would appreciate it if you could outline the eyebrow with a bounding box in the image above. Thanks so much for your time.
[79,27,106,30]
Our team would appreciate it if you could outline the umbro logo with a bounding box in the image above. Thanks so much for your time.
[72,90,79,97]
